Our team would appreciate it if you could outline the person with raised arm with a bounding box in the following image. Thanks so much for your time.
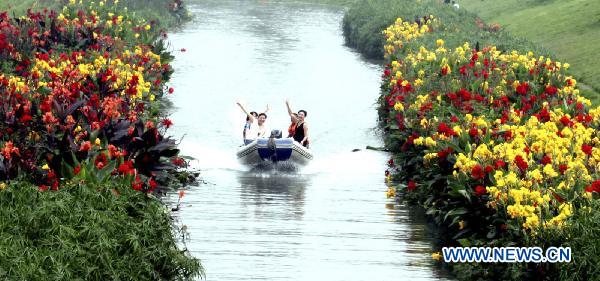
[285,100,309,148]
[237,102,269,145]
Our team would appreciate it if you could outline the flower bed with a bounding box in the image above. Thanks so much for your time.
[0,1,186,191]
[381,15,600,280]
[0,1,202,278]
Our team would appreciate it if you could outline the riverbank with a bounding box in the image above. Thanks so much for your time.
[460,0,600,100]
[0,0,202,279]
[371,0,600,280]
[341,0,599,104]
[0,0,189,28]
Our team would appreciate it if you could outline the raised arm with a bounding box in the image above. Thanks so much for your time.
[237,102,254,122]
[285,100,298,123]
[264,104,270,114]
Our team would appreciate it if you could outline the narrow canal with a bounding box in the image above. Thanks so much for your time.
[165,0,452,280]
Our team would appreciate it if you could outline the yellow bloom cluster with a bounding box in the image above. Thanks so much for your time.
[382,16,438,58]
[28,47,161,102]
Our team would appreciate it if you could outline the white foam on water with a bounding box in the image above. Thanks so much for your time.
[302,149,387,175]
[177,141,249,172]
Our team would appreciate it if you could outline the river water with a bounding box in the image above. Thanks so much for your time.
[165,0,452,280]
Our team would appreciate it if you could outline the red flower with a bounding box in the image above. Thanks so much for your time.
[39,184,49,191]
[495,159,506,169]
[437,147,453,160]
[582,144,593,156]
[2,141,20,160]
[545,86,557,95]
[514,155,528,171]
[585,180,600,193]
[471,164,485,180]
[540,155,552,165]
[118,160,135,175]
[559,115,571,127]
[437,122,456,136]
[469,128,479,137]
[161,118,173,129]
[441,66,449,76]
[168,87,174,94]
[516,82,529,95]
[132,175,143,191]
[474,185,487,196]
[73,165,81,175]
[79,141,92,152]
[148,178,158,192]
[407,181,417,191]
[387,158,395,167]
[95,153,107,169]
[383,69,391,77]
[559,164,568,174]
[172,157,185,167]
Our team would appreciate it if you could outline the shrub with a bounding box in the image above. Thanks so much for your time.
[0,180,203,280]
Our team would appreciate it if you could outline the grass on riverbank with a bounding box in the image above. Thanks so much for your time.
[0,181,202,280]
[343,0,546,58]
[460,0,600,97]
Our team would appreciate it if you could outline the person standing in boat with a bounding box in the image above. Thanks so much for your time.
[285,100,309,148]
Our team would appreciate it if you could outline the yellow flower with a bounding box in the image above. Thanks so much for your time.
[386,187,396,198]
[42,164,50,170]
[145,24,151,31]
[0,183,6,190]
[432,252,441,261]
[436,39,444,47]
[394,102,404,111]
[425,137,437,147]
[95,138,101,146]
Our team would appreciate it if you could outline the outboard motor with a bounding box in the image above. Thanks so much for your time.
[267,129,282,162]
[269,129,282,139]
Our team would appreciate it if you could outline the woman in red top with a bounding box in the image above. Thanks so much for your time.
[285,100,309,148]
[287,112,298,138]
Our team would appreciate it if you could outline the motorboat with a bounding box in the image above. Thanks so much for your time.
[237,130,313,165]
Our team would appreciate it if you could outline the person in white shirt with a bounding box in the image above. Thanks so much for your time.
[237,103,269,145]
[256,113,269,138]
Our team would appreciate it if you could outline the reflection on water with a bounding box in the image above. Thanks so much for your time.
[238,172,308,220]
[163,0,454,280]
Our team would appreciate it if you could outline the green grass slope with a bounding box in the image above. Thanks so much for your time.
[461,0,600,96]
